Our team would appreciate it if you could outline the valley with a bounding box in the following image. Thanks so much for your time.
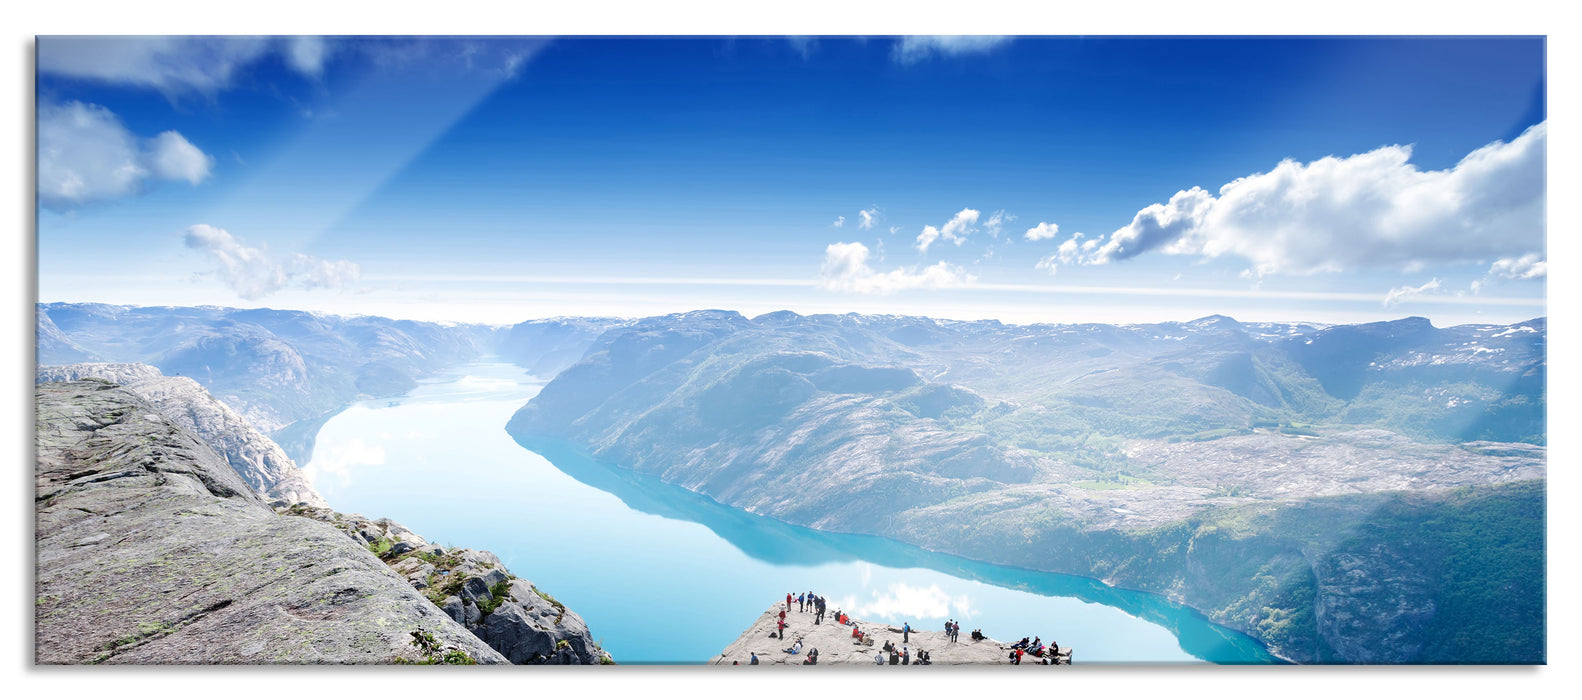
[37,303,1547,664]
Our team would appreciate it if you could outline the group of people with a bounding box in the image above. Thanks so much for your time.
[1007,635,1065,665]
[745,591,1067,667]
[781,638,820,664]
[788,590,831,625]
[874,640,929,665]
[942,619,962,643]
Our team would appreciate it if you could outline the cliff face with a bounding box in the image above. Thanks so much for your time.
[280,506,612,665]
[36,375,612,666]
[37,363,326,508]
[35,382,504,664]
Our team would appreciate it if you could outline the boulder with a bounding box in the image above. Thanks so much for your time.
[460,577,493,604]
[441,596,466,626]
[479,579,602,664]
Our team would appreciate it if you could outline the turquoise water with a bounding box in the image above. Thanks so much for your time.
[304,360,1281,665]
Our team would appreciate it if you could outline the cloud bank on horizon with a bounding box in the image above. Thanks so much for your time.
[821,241,973,294]
[184,224,361,300]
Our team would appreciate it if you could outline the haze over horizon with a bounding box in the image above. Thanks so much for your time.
[37,36,1546,327]
[32,298,1550,330]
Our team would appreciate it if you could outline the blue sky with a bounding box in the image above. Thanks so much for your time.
[36,36,1547,325]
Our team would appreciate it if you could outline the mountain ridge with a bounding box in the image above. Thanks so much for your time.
[506,309,1547,663]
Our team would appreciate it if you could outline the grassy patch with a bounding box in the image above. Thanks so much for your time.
[366,537,394,557]
[395,629,478,665]
[477,579,513,618]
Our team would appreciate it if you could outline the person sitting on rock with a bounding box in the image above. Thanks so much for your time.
[784,639,803,655]
[972,629,984,641]
[851,626,862,639]
[750,652,759,665]
[875,651,885,665]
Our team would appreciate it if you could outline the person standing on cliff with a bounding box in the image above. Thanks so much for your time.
[798,593,805,612]
[786,593,793,610]
[777,617,786,639]
[902,622,910,644]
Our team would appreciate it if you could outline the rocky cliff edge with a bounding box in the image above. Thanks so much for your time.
[35,381,504,664]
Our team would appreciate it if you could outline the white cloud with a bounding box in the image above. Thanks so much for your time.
[302,437,385,489]
[820,241,973,294]
[1081,122,1546,276]
[285,36,334,77]
[984,210,1013,237]
[1035,254,1059,276]
[851,583,957,621]
[916,207,980,252]
[1489,253,1547,280]
[144,131,214,185]
[1383,278,1442,307]
[37,36,289,94]
[893,36,1012,64]
[859,208,879,230]
[889,226,902,235]
[1024,222,1061,241]
[833,215,846,228]
[1056,232,1087,263]
[37,101,214,211]
[184,224,362,300]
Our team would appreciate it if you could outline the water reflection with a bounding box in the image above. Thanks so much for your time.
[306,361,1280,664]
[514,435,1282,664]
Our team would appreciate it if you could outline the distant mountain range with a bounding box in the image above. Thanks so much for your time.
[507,309,1546,663]
[35,303,625,462]
[37,303,1547,663]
